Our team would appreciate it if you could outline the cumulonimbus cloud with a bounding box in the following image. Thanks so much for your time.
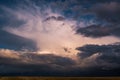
[0,0,120,76]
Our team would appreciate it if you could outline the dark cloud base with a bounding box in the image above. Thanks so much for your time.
[76,43,120,70]
[0,66,120,76]
[0,42,120,77]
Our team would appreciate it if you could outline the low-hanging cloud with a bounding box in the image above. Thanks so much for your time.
[0,42,120,76]
[0,48,77,76]
[76,42,120,69]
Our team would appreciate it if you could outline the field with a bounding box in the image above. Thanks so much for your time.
[0,77,120,80]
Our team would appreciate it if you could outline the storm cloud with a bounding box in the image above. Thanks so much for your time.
[0,0,120,77]
[0,49,77,76]
[76,24,120,38]
[76,42,120,69]
[76,1,120,38]
[91,2,120,24]
[0,43,120,76]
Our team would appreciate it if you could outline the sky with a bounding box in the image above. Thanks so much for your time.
[0,0,120,76]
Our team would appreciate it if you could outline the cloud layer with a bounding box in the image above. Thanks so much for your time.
[76,42,120,69]
[0,42,120,76]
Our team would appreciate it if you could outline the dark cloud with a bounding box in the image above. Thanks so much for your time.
[1,46,120,76]
[20,53,76,66]
[0,52,76,76]
[0,56,21,65]
[76,42,120,69]
[73,0,120,38]
[76,1,120,38]
[76,24,120,38]
[91,2,120,24]
[44,16,65,21]
[1,52,120,76]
